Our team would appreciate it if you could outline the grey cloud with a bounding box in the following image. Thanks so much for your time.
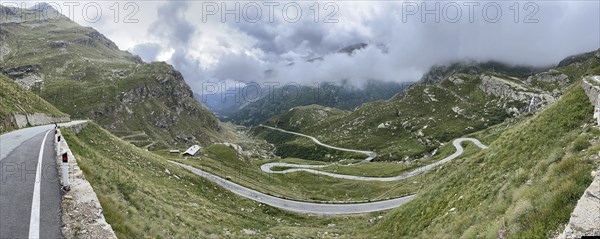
[210,53,266,83]
[129,1,600,93]
[170,49,206,91]
[130,43,162,62]
[149,1,196,47]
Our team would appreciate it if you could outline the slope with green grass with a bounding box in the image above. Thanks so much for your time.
[62,84,599,238]
[62,123,387,238]
[166,144,420,202]
[0,74,68,132]
[362,84,598,238]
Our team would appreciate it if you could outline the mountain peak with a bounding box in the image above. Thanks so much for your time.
[30,2,58,12]
[337,43,368,55]
[419,60,547,84]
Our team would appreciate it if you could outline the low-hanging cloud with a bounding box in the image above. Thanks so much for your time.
[130,43,162,62]
[121,1,599,93]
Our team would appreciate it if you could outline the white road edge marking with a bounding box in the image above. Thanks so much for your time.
[28,130,51,239]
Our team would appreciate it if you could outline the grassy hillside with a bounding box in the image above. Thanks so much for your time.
[0,74,67,132]
[0,6,222,148]
[363,84,597,238]
[62,84,599,238]
[259,74,514,161]
[165,144,420,202]
[63,123,388,238]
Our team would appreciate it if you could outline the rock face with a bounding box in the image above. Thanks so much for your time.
[3,64,42,77]
[0,30,9,62]
[526,70,569,87]
[479,75,555,114]
[3,65,44,89]
[105,63,221,146]
[556,167,600,239]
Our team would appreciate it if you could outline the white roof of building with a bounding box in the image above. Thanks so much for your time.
[183,145,201,156]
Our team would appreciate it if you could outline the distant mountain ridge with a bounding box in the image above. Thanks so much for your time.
[198,42,406,126]
[258,49,600,161]
[199,80,414,126]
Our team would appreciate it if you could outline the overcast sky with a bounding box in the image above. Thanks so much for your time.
[8,1,600,92]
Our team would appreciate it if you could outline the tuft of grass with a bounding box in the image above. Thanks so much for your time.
[572,137,591,152]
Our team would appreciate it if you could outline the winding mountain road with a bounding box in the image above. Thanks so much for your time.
[173,126,487,214]
[0,121,85,239]
[260,126,488,181]
[260,125,377,162]
[170,161,415,214]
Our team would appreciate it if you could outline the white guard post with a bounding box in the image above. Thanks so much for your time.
[61,151,70,191]
[596,97,600,126]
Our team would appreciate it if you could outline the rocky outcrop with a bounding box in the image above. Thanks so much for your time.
[3,64,44,89]
[3,64,41,78]
[14,74,44,89]
[0,34,9,62]
[526,70,569,87]
[49,41,68,48]
[556,167,600,239]
[479,75,555,113]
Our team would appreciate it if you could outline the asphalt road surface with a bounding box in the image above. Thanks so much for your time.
[260,125,377,162]
[260,126,487,181]
[172,127,486,214]
[170,161,415,214]
[0,121,85,239]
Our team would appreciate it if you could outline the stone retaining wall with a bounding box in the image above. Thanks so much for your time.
[556,167,600,238]
[581,76,600,107]
[12,113,70,128]
[557,79,600,238]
